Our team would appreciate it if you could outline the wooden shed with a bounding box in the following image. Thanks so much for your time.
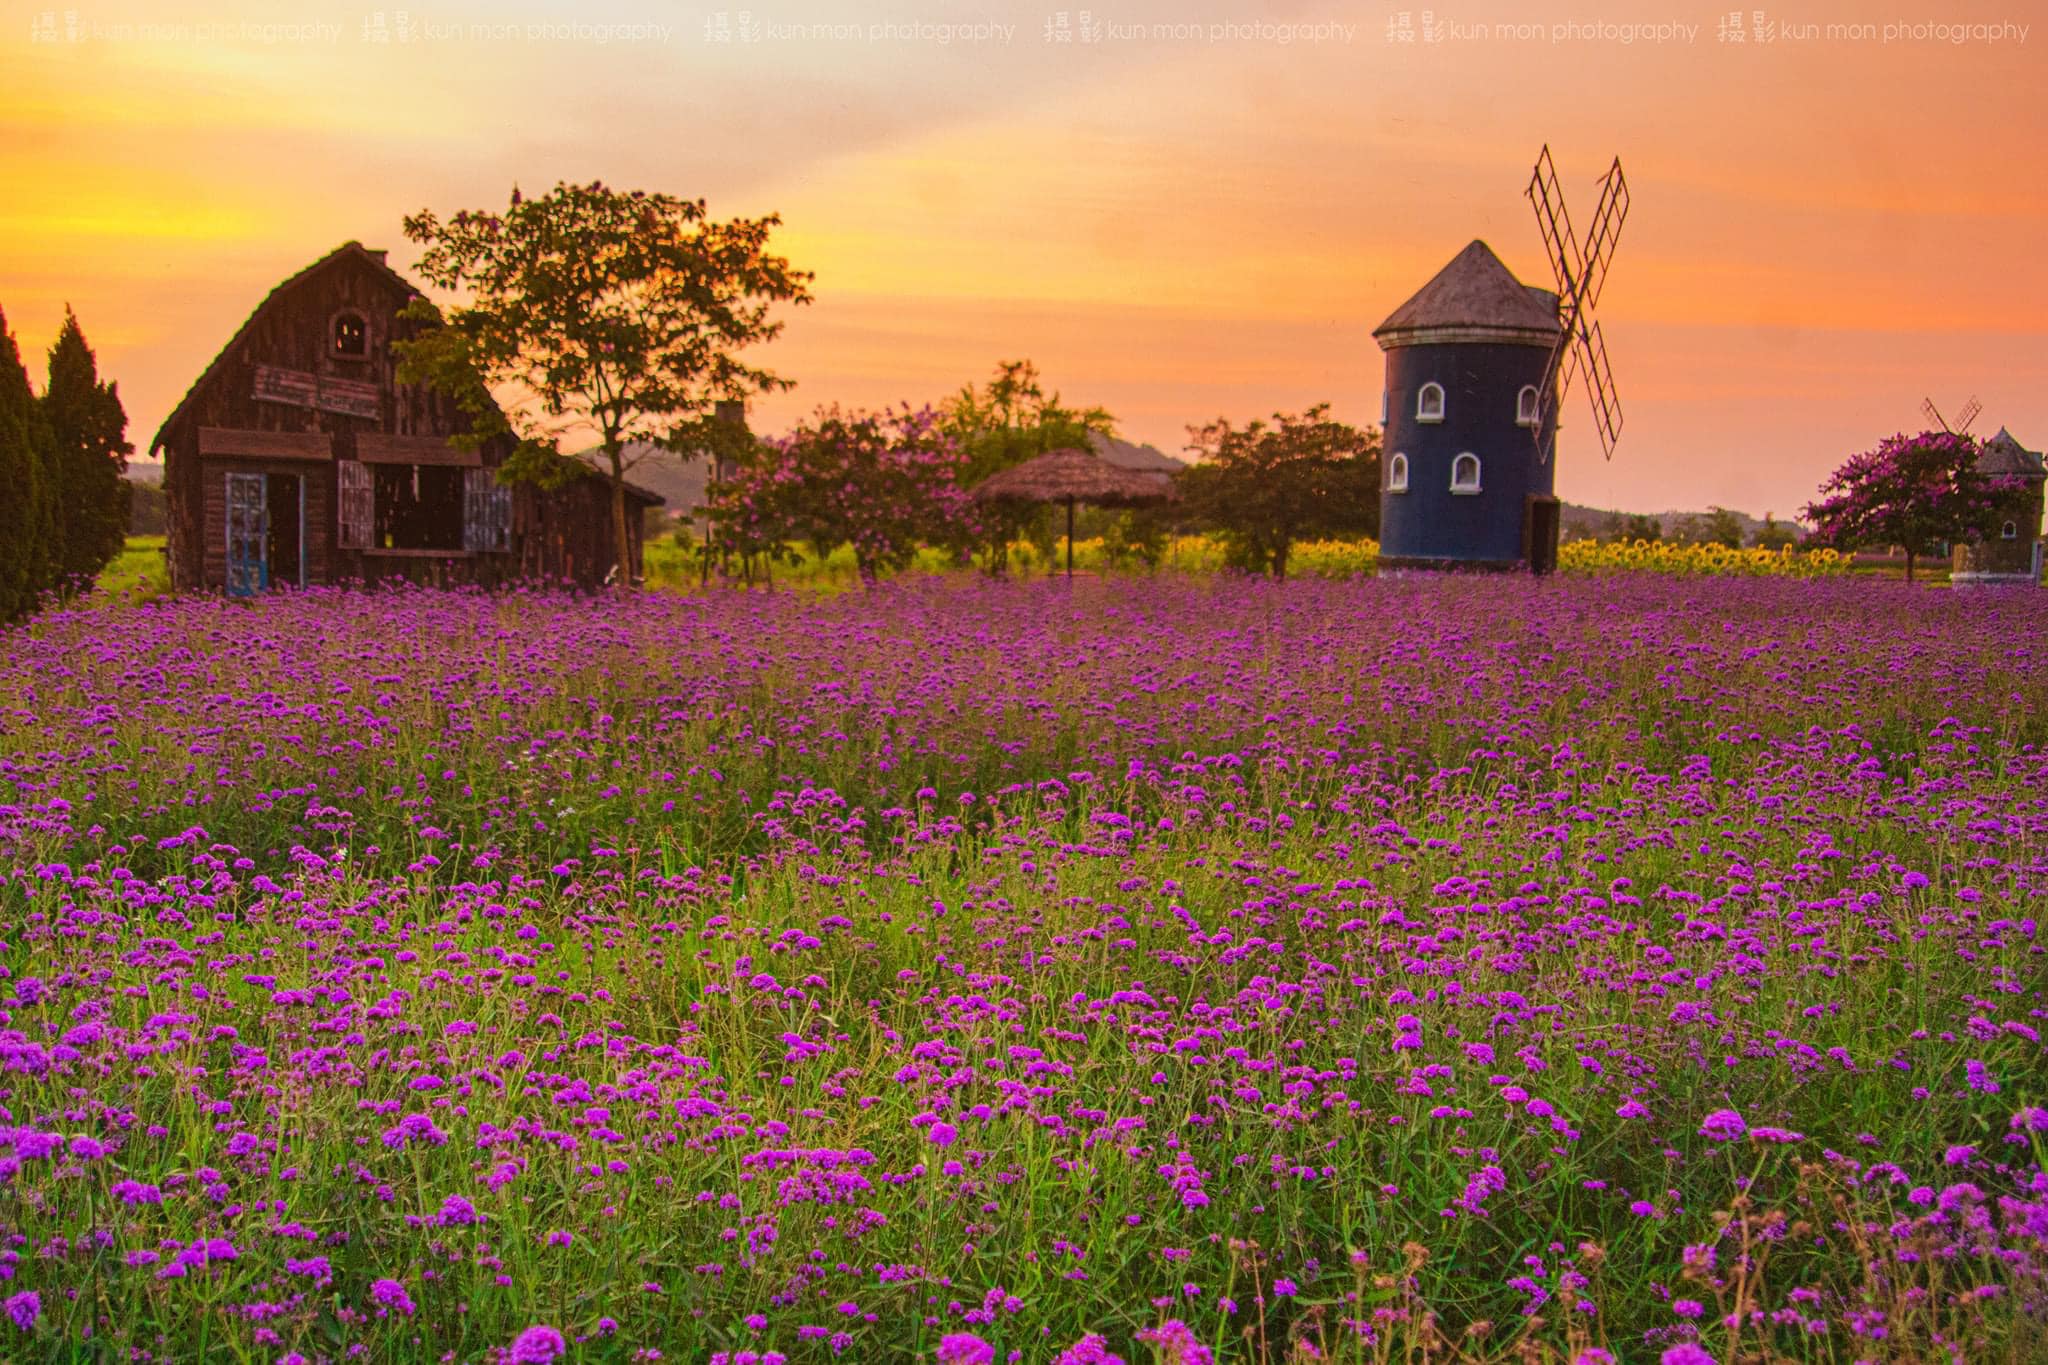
[152,242,661,594]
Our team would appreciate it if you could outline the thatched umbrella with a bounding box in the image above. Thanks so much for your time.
[971,447,1176,578]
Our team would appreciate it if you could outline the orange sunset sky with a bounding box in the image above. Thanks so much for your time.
[4,0,2044,516]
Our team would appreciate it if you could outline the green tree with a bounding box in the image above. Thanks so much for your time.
[1177,404,1380,579]
[0,308,54,622]
[1803,430,2012,583]
[1752,513,1797,551]
[941,360,1115,574]
[41,308,133,591]
[395,181,813,584]
[1699,505,1745,550]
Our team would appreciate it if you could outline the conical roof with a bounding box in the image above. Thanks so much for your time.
[1976,427,2045,479]
[1374,240,1561,349]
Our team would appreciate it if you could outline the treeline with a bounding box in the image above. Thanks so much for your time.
[693,361,1381,584]
[0,307,132,622]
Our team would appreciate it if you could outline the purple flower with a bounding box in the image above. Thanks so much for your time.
[1055,1335,1125,1365]
[510,1325,567,1364]
[935,1333,994,1365]
[1136,1320,1213,1365]
[5,1291,38,1332]
[1698,1109,1746,1142]
[928,1121,958,1148]
[369,1278,416,1316]
[1660,1347,1717,1365]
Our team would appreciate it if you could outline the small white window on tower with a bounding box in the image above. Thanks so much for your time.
[1388,452,1409,492]
[2002,520,2018,540]
[1517,385,1540,427]
[1417,382,1445,423]
[1381,389,1390,424]
[1450,453,1482,494]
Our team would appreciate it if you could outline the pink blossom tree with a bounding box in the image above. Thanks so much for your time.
[708,404,980,587]
[1801,430,2014,583]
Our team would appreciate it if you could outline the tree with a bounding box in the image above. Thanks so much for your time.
[941,360,1115,574]
[1176,404,1379,579]
[1751,513,1797,551]
[0,307,55,623]
[1699,506,1745,550]
[1601,511,1661,544]
[1802,430,2013,582]
[395,181,813,584]
[709,404,978,587]
[41,308,132,591]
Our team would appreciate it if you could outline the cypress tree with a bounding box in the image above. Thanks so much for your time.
[42,308,133,591]
[0,307,50,623]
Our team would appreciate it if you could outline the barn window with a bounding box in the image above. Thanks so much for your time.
[1517,385,1540,426]
[1417,383,1445,423]
[369,464,465,550]
[1388,452,1409,492]
[332,311,368,359]
[2003,520,2018,540]
[1450,453,1482,494]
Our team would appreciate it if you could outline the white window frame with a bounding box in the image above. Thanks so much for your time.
[1516,385,1540,427]
[2002,520,2018,540]
[1388,452,1409,493]
[1449,453,1482,495]
[1416,382,1445,423]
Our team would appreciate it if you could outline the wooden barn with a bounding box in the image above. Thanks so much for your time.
[152,241,661,594]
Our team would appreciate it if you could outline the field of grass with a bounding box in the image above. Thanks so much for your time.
[90,534,169,599]
[3,574,2045,1363]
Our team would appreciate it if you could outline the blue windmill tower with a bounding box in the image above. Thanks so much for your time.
[1375,148,1629,572]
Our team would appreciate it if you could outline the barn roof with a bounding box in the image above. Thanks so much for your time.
[1374,240,1562,346]
[1977,427,2046,480]
[151,241,424,453]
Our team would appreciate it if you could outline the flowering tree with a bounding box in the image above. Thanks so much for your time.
[707,404,979,587]
[1801,430,2012,582]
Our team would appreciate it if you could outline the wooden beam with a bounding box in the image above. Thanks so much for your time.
[356,434,481,467]
[198,427,333,461]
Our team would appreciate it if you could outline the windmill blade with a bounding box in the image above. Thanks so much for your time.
[1954,396,1982,434]
[1527,145,1585,303]
[1576,159,1629,311]
[1575,320,1623,460]
[1922,397,1947,432]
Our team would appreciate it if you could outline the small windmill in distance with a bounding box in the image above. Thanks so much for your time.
[1922,394,1982,437]
[1527,146,1629,461]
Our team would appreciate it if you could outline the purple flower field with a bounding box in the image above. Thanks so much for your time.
[1,575,2045,1363]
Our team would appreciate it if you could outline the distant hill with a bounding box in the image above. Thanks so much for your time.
[126,459,164,485]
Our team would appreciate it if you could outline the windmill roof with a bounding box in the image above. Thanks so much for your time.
[1374,240,1562,344]
[1977,427,2046,479]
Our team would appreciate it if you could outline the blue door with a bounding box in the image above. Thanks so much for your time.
[225,472,269,596]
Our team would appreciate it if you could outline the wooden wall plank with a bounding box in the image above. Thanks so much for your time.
[199,427,334,460]
[356,434,480,466]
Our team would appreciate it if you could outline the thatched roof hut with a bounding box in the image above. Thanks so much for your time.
[972,447,1175,576]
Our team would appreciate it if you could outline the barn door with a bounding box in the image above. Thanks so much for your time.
[462,467,511,552]
[225,472,269,597]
